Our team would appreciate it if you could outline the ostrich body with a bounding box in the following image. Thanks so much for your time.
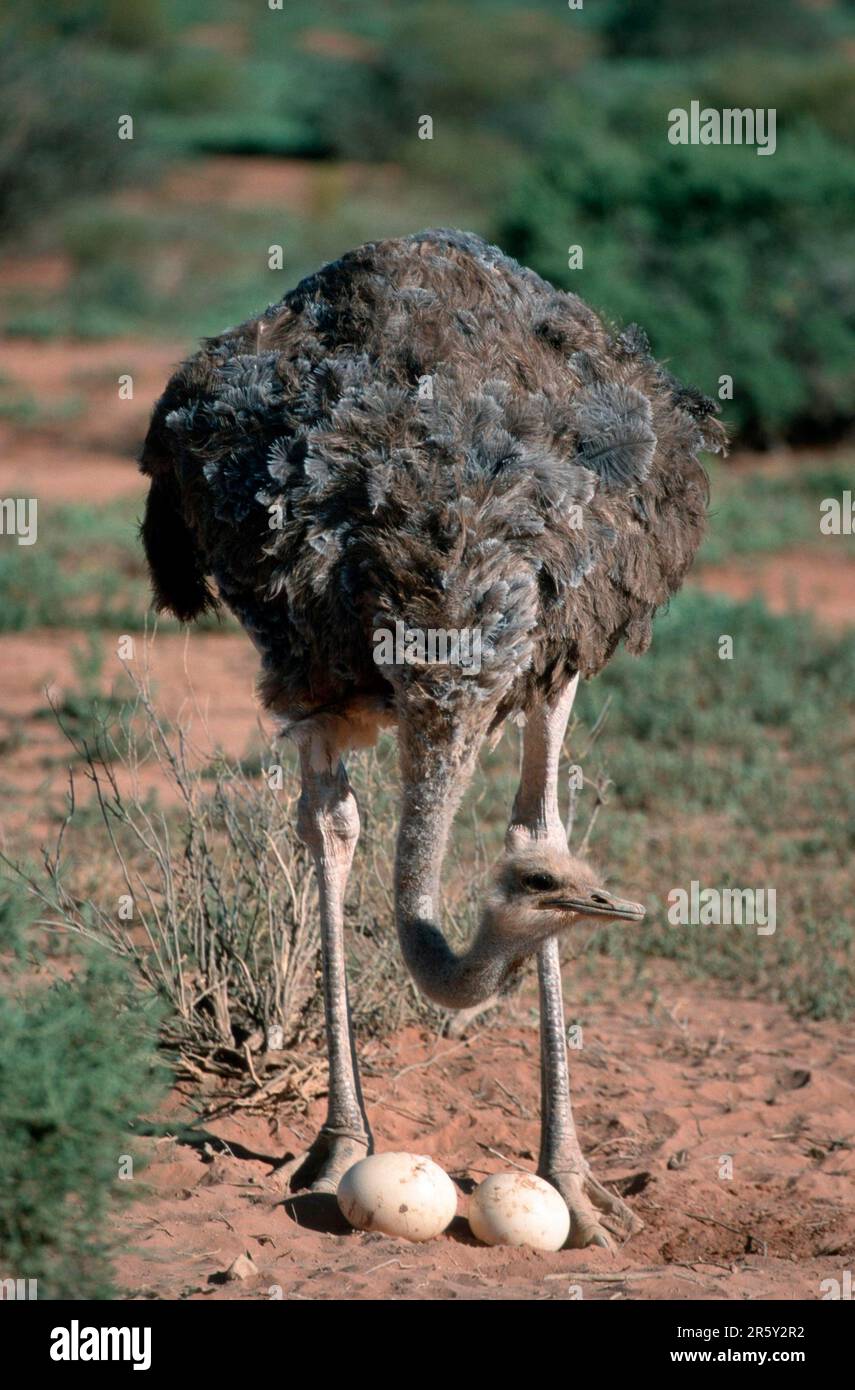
[140,229,725,1247]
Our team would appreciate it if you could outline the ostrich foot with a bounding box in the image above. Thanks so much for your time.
[541,1168,643,1250]
[290,1128,369,1195]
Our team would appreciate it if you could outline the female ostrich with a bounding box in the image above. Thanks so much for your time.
[140,229,725,1248]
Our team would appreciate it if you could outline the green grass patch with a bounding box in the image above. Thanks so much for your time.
[0,497,233,633]
[698,456,855,566]
[0,909,168,1298]
[567,588,855,1019]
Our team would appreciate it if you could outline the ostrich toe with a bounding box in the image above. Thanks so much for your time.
[542,1169,643,1250]
[290,1129,369,1195]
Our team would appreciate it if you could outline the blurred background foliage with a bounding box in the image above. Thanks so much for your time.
[1,0,853,443]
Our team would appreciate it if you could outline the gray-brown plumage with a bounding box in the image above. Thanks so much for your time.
[141,228,722,722]
[139,229,725,1245]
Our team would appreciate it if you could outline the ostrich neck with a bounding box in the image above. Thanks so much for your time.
[394,742,508,1009]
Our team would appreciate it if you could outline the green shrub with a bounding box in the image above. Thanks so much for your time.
[0,28,150,238]
[27,0,166,49]
[599,0,837,58]
[313,1,597,163]
[499,74,855,443]
[0,925,167,1299]
[580,588,855,767]
[141,51,239,115]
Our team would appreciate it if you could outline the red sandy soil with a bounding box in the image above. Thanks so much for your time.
[180,23,250,57]
[691,447,855,629]
[0,254,72,293]
[115,973,855,1301]
[0,339,184,458]
[0,627,261,846]
[0,438,144,503]
[299,28,378,62]
[175,21,376,62]
[115,156,402,219]
[722,447,831,480]
[695,547,855,630]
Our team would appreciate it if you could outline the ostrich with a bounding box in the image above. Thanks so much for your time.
[140,229,725,1248]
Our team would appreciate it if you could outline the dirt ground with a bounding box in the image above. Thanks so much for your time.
[1,319,853,1300]
[115,973,855,1301]
[696,547,855,630]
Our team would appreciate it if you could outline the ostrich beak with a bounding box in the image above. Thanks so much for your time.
[542,888,646,923]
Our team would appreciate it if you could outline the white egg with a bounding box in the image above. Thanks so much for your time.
[469,1172,570,1251]
[337,1152,458,1241]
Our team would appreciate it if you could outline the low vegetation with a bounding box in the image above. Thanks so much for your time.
[698,459,854,566]
[571,590,855,1020]
[2,664,474,1086]
[0,899,166,1298]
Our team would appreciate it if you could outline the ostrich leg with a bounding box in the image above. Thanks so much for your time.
[506,679,641,1249]
[288,720,371,1192]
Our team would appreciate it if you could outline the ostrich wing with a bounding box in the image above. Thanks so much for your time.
[574,382,657,489]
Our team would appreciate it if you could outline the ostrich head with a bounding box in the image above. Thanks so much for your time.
[450,844,645,1003]
[483,846,645,963]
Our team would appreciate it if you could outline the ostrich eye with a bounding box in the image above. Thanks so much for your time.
[521,871,557,893]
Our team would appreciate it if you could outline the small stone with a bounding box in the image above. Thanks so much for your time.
[224,1253,258,1282]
